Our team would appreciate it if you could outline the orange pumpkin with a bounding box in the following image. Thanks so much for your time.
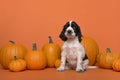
[9,56,26,72]
[25,43,47,70]
[0,40,27,69]
[54,59,61,68]
[97,48,120,69]
[81,37,99,65]
[42,36,61,68]
[112,59,120,71]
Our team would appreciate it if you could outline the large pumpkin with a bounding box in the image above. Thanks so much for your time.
[97,48,120,69]
[81,37,99,65]
[25,43,47,70]
[0,40,27,69]
[42,36,61,68]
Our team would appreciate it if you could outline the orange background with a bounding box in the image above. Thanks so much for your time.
[0,0,120,52]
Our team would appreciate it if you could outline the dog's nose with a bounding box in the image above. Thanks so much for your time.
[67,30,72,34]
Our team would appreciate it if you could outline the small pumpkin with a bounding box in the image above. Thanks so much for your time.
[0,40,27,69]
[42,36,61,68]
[97,48,120,69]
[112,59,120,71]
[9,56,26,72]
[25,43,47,70]
[81,36,99,65]
[54,59,61,68]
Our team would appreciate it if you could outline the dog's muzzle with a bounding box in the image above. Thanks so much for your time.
[67,30,73,36]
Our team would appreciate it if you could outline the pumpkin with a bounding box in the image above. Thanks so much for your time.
[9,56,26,72]
[81,36,99,65]
[112,59,120,71]
[42,36,61,68]
[0,40,27,69]
[97,48,120,69]
[54,59,61,68]
[25,43,47,70]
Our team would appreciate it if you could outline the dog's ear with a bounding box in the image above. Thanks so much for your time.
[59,22,69,41]
[77,26,83,42]
[59,30,67,41]
[72,21,83,42]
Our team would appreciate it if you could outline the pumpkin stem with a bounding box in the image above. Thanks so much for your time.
[48,36,53,43]
[106,48,111,53]
[9,40,15,44]
[32,43,37,50]
[14,56,17,61]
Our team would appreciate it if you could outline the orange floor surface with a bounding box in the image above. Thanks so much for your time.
[0,64,119,80]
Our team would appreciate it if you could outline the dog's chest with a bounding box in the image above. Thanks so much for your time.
[65,47,77,61]
[63,41,79,61]
[65,47,77,69]
[63,39,82,65]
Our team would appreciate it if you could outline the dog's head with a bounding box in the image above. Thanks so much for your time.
[59,21,83,42]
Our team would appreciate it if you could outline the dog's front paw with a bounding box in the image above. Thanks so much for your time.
[57,66,65,72]
[76,67,85,72]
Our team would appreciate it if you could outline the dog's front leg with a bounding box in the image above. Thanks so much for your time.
[76,53,84,72]
[57,51,66,72]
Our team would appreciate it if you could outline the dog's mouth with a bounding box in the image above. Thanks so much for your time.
[66,34,75,39]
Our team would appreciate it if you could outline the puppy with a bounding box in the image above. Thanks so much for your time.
[57,21,89,72]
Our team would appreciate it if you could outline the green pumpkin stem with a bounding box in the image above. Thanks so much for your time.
[9,40,15,44]
[106,48,111,53]
[14,56,17,61]
[32,43,37,50]
[48,36,53,43]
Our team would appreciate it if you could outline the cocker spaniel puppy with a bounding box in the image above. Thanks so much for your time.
[57,21,89,72]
